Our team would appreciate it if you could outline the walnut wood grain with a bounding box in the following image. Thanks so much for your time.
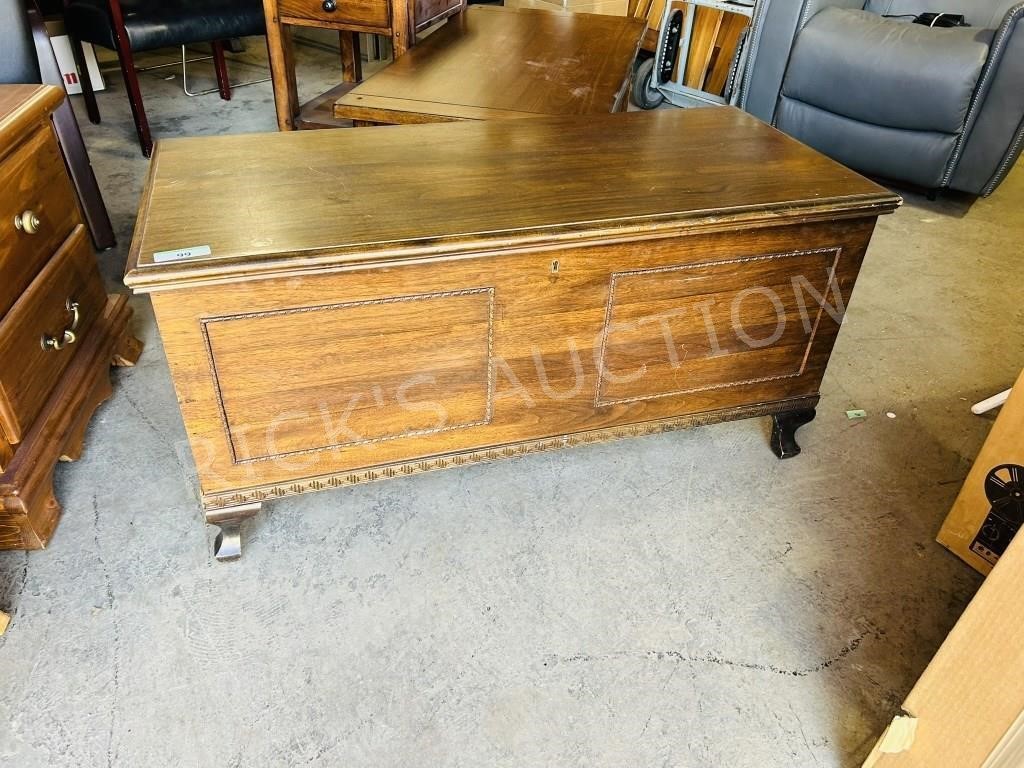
[145,216,877,498]
[0,125,81,317]
[0,295,134,549]
[0,226,108,444]
[126,108,898,291]
[202,288,493,461]
[204,395,821,510]
[126,107,897,542]
[333,5,645,125]
[279,0,390,27]
[0,86,63,162]
[416,0,462,27]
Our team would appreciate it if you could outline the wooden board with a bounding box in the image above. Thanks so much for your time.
[333,5,646,124]
[295,82,358,130]
[683,5,723,88]
[703,10,749,95]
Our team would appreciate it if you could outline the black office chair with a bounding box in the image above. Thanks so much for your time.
[62,0,266,156]
[0,0,114,248]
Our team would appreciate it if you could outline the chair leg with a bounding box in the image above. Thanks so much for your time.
[68,37,101,124]
[113,45,152,157]
[212,41,232,101]
[106,0,153,156]
[339,31,362,83]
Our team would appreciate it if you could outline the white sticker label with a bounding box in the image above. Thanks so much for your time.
[152,244,212,263]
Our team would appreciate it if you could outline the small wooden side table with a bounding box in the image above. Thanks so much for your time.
[334,6,647,124]
[263,0,466,130]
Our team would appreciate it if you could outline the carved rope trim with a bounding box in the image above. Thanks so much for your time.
[201,396,820,510]
[199,287,496,465]
[593,248,841,407]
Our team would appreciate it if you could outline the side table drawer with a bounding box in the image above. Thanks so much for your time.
[0,126,81,317]
[278,0,390,29]
[0,225,107,444]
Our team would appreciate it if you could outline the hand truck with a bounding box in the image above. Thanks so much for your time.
[633,0,756,110]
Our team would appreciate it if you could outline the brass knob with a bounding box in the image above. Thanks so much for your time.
[14,210,41,235]
[322,0,336,10]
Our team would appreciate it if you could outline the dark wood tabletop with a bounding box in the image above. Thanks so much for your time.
[125,107,899,290]
[333,5,647,124]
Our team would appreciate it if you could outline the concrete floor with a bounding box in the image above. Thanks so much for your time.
[2,37,1023,767]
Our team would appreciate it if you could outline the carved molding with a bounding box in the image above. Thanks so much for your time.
[200,287,496,465]
[594,248,841,407]
[201,396,820,510]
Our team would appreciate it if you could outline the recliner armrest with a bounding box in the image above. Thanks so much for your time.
[867,0,1022,29]
[948,3,1024,194]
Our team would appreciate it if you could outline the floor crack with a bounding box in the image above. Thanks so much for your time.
[546,631,870,678]
[93,496,121,768]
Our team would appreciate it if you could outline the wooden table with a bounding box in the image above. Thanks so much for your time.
[334,5,647,124]
[125,107,899,560]
[263,0,466,130]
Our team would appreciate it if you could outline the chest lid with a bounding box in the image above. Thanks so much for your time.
[124,107,900,292]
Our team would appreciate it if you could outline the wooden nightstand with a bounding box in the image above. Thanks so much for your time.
[0,85,141,550]
[263,0,466,130]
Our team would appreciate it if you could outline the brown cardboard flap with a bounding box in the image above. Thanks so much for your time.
[938,369,1024,575]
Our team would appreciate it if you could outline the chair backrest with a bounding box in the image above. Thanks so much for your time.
[865,0,1015,28]
[0,0,42,84]
[737,0,866,123]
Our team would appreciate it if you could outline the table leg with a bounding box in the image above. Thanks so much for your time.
[391,0,413,58]
[340,31,362,82]
[206,502,261,561]
[263,1,300,130]
[770,408,817,459]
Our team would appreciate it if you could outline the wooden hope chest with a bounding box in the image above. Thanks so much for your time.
[125,108,900,559]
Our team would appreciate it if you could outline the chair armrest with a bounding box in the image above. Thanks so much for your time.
[868,0,1022,29]
[738,0,867,123]
[947,3,1024,195]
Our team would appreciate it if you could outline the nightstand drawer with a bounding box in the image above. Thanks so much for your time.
[0,225,107,444]
[0,126,81,318]
[278,0,390,29]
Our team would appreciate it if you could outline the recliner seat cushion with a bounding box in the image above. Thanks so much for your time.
[64,0,265,52]
[782,7,992,133]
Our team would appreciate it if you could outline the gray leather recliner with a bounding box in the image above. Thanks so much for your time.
[736,0,1024,196]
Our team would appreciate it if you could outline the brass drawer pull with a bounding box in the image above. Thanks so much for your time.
[40,299,81,351]
[13,210,41,235]
[322,0,336,10]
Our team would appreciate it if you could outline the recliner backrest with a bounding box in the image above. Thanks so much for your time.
[865,0,1016,28]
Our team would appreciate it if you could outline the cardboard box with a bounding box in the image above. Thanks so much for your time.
[863,529,1024,767]
[44,21,106,95]
[937,369,1024,575]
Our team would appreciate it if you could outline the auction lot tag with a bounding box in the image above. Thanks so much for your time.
[152,244,212,263]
